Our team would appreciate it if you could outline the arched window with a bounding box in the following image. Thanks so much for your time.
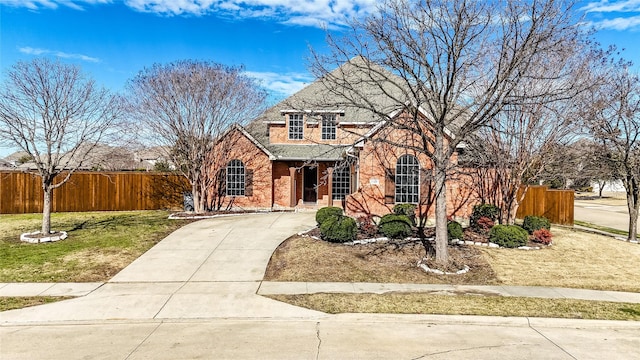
[226,159,245,196]
[395,155,419,203]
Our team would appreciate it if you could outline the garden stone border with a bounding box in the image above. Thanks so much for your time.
[20,231,68,244]
[301,228,547,250]
[417,258,471,275]
[450,239,546,250]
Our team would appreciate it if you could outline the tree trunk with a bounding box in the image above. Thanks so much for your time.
[434,135,449,265]
[629,207,638,242]
[192,184,203,213]
[598,181,605,198]
[41,183,52,235]
[627,184,639,242]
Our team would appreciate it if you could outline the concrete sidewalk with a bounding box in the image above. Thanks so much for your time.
[5,281,640,304]
[259,282,640,303]
[2,212,640,359]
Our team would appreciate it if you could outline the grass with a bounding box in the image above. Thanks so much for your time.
[0,296,70,312]
[267,293,640,321]
[480,227,640,292]
[266,227,640,292]
[264,226,640,320]
[574,220,629,237]
[0,211,192,282]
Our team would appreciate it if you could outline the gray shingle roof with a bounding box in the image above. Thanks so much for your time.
[242,57,409,162]
[266,144,348,161]
[256,56,407,125]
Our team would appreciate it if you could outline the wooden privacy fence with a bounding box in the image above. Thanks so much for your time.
[516,185,574,225]
[0,171,190,214]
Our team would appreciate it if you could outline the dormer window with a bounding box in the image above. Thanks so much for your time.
[288,114,303,140]
[321,114,336,140]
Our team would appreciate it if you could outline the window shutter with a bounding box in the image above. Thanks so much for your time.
[421,177,433,206]
[218,168,227,197]
[384,168,395,204]
[245,169,253,197]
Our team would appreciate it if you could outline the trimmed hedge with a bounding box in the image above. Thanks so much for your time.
[489,225,528,248]
[447,221,464,241]
[319,215,357,243]
[316,206,343,225]
[522,216,551,234]
[379,214,413,239]
[393,203,416,225]
[471,204,500,228]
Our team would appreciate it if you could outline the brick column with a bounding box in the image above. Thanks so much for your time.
[327,167,334,207]
[289,167,297,207]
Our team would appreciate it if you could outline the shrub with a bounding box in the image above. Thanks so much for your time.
[356,215,378,238]
[315,206,343,225]
[522,216,551,234]
[393,204,416,225]
[379,214,413,239]
[447,221,463,241]
[319,215,357,243]
[471,204,500,229]
[532,228,553,245]
[476,216,495,234]
[489,225,528,248]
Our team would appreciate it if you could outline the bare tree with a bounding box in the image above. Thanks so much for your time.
[127,60,267,213]
[588,65,640,241]
[468,91,583,224]
[0,58,123,235]
[311,0,586,264]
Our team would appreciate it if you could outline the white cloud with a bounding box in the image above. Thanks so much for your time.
[245,70,313,97]
[2,0,377,28]
[582,0,640,13]
[19,46,100,63]
[587,14,640,30]
[0,0,110,10]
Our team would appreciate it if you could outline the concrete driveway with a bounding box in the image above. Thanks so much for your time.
[2,212,639,359]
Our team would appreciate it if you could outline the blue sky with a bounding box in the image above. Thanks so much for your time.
[1,0,639,156]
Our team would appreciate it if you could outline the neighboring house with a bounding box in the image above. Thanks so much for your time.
[134,146,173,171]
[210,57,476,219]
[2,151,31,168]
[0,158,13,170]
[8,145,139,171]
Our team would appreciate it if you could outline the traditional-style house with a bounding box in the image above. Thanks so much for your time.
[211,57,477,220]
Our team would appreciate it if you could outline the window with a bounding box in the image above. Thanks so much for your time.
[321,114,336,140]
[226,159,245,196]
[288,114,303,140]
[332,166,351,200]
[395,155,419,203]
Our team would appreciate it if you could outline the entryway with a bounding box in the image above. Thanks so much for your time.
[303,166,317,203]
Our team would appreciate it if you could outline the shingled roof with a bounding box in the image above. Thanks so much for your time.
[242,57,408,162]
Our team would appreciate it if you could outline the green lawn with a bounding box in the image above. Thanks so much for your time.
[0,211,191,282]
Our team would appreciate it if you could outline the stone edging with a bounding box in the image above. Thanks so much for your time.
[20,231,68,244]
[450,239,545,250]
[301,229,546,250]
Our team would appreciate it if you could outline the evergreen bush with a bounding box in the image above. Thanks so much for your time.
[447,220,464,241]
[319,215,357,243]
[522,216,551,234]
[489,225,528,248]
[471,203,500,229]
[393,203,416,225]
[379,214,413,239]
[315,206,343,225]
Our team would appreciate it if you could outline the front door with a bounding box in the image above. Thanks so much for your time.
[303,166,317,203]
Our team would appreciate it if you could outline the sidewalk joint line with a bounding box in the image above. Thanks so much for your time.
[527,317,577,360]
[125,320,164,360]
